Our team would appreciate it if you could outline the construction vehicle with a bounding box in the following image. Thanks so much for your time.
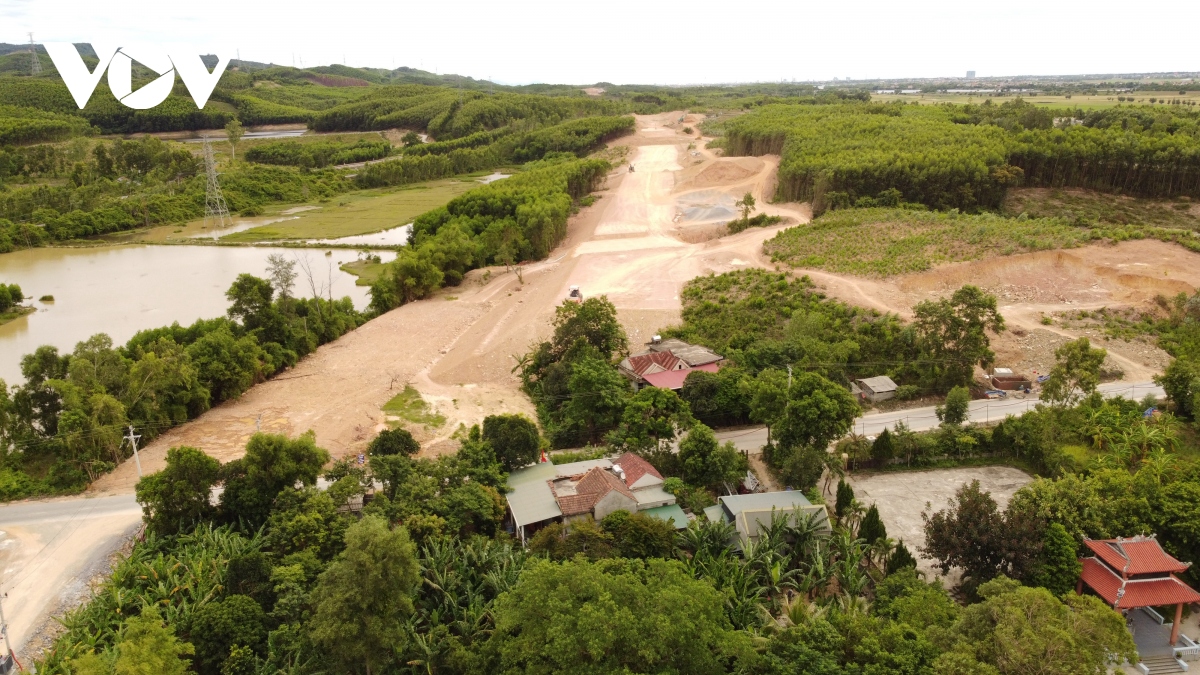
[566,285,583,303]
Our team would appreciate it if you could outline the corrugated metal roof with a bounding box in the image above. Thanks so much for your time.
[553,459,612,477]
[633,485,674,507]
[505,463,561,528]
[1081,558,1200,608]
[703,504,726,523]
[642,504,689,529]
[857,376,898,393]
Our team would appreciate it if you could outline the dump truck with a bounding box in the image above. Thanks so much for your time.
[566,285,583,303]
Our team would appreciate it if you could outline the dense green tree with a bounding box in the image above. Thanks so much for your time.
[1157,357,1200,421]
[482,413,541,471]
[368,427,420,457]
[678,423,747,491]
[743,368,789,446]
[887,540,918,575]
[922,480,1044,589]
[607,386,694,453]
[776,372,859,453]
[679,370,723,423]
[952,576,1136,675]
[871,428,895,463]
[491,557,753,674]
[600,510,677,559]
[186,595,267,675]
[219,432,331,528]
[134,446,220,536]
[309,516,420,675]
[1041,338,1107,407]
[528,518,615,561]
[936,386,972,426]
[548,296,628,363]
[565,355,631,444]
[913,285,1005,390]
[835,479,854,519]
[68,606,194,675]
[265,486,346,562]
[1031,522,1082,597]
[859,503,887,545]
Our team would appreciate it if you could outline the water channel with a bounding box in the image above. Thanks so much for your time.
[0,245,394,383]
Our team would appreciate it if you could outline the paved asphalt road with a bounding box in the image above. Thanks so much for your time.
[0,494,141,656]
[715,381,1164,452]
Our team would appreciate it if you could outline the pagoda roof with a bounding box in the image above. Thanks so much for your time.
[1080,558,1200,609]
[1084,536,1191,576]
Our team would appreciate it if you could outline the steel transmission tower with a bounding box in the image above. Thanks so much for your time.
[28,33,41,75]
[202,138,231,229]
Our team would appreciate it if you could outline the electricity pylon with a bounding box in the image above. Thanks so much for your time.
[202,138,231,229]
[28,33,41,75]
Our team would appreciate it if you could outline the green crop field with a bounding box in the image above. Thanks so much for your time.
[219,178,480,242]
[764,208,1094,277]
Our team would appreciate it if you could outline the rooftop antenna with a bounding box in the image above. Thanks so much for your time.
[202,138,231,229]
[28,32,41,75]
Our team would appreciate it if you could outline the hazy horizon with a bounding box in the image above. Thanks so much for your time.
[3,0,1199,87]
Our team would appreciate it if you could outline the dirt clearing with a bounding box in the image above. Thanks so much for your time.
[846,466,1034,584]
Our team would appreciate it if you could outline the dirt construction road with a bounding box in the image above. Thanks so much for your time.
[7,114,800,657]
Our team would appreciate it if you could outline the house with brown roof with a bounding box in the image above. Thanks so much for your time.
[617,337,724,390]
[504,452,681,543]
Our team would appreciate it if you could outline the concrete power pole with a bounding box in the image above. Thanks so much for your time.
[124,425,143,477]
[27,33,41,75]
[202,138,231,229]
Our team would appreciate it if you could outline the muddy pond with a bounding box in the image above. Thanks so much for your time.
[0,245,395,383]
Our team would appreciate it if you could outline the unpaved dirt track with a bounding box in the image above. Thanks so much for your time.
[88,112,805,486]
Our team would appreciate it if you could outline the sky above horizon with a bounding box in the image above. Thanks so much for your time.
[4,0,1199,86]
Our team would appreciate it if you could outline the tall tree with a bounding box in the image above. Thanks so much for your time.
[309,516,420,675]
[859,503,887,545]
[936,386,972,426]
[225,119,244,162]
[678,423,747,491]
[566,356,631,444]
[482,413,541,471]
[134,445,220,536]
[1041,338,1107,407]
[608,386,695,453]
[913,285,1005,390]
[219,431,330,527]
[922,480,1043,589]
[776,372,859,452]
[1031,522,1082,597]
[491,557,753,674]
[743,368,789,446]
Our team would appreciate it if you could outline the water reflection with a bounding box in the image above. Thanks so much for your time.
[0,246,395,382]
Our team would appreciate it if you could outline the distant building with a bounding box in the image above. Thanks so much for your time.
[504,452,682,543]
[703,492,830,548]
[617,337,724,390]
[856,376,898,403]
[966,70,976,78]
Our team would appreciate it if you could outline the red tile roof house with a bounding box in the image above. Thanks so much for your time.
[1076,535,1200,669]
[617,338,724,391]
[504,453,683,543]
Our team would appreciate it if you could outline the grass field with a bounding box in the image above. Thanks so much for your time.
[872,90,1200,111]
[1004,188,1200,230]
[764,208,1092,277]
[382,386,446,428]
[219,178,478,242]
[340,259,389,286]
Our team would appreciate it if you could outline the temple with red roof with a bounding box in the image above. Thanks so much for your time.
[1077,534,1200,646]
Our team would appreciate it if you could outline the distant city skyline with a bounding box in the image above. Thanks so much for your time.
[3,0,1198,86]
